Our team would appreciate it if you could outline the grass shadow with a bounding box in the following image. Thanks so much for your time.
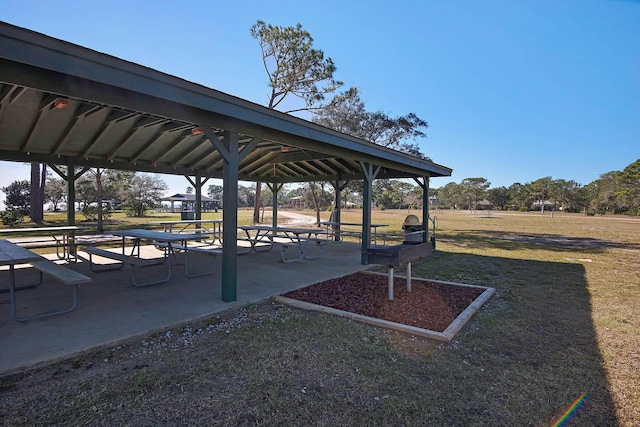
[437,229,640,253]
[396,250,620,425]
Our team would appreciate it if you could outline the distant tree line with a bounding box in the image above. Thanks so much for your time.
[1,169,167,226]
[433,159,640,215]
[2,158,638,227]
[213,158,640,216]
[227,158,640,216]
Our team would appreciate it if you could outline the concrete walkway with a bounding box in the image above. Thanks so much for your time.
[0,239,364,375]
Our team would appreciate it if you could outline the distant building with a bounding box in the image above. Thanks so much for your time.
[287,196,304,209]
[429,195,444,208]
[475,199,494,210]
[161,193,220,212]
[531,200,554,211]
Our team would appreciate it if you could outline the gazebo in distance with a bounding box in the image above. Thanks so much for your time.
[162,193,220,216]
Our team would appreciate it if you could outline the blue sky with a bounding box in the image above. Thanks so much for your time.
[1,0,638,201]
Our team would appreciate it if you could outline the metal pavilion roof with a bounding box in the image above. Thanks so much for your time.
[0,22,452,184]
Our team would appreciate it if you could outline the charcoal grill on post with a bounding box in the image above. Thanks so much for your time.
[364,242,432,300]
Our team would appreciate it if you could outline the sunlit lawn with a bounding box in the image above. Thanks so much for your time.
[294,207,640,424]
[1,207,638,425]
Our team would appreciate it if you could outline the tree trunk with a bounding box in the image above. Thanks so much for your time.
[30,163,38,221]
[29,163,45,223]
[309,182,322,223]
[253,181,261,223]
[96,169,104,233]
[329,195,337,223]
[39,164,46,216]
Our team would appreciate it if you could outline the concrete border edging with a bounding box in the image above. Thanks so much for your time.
[272,272,496,342]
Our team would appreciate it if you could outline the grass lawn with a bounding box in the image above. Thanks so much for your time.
[1,209,638,425]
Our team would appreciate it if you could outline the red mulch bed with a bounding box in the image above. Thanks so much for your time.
[283,272,485,332]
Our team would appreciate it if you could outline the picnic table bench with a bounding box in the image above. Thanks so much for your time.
[83,229,218,286]
[0,239,91,321]
[318,221,388,245]
[84,246,160,271]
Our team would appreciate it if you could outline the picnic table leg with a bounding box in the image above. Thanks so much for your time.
[302,234,327,260]
[388,266,394,301]
[9,265,17,320]
[280,233,304,263]
[54,234,74,261]
[247,230,258,253]
[251,230,274,253]
[131,243,172,287]
[299,235,309,258]
[280,244,304,263]
[183,248,217,278]
[0,267,43,293]
[123,237,142,257]
[86,251,125,272]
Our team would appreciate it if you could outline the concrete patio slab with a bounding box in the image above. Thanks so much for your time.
[0,240,364,375]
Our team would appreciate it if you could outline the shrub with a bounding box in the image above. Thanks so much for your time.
[81,205,113,221]
[81,205,98,221]
[125,206,148,217]
[0,209,24,226]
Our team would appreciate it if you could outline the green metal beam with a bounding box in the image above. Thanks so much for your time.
[360,162,380,264]
[267,182,284,229]
[221,131,239,302]
[195,171,202,220]
[334,177,342,241]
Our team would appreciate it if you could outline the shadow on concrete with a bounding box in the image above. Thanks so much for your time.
[0,241,363,375]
